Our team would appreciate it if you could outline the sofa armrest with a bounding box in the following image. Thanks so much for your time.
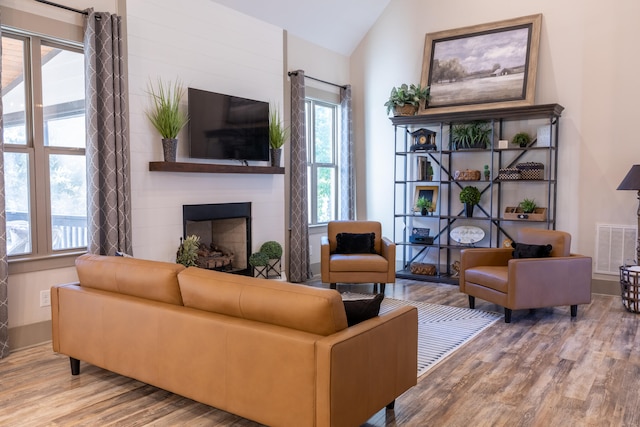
[460,248,513,291]
[507,254,593,309]
[380,237,396,283]
[321,236,331,282]
[315,305,418,427]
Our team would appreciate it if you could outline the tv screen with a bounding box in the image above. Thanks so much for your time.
[188,88,269,161]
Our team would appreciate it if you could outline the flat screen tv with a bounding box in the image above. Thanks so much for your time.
[188,88,269,161]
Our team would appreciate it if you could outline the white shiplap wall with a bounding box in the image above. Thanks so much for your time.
[126,0,286,262]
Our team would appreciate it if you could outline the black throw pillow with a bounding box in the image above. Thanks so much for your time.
[511,242,553,259]
[343,293,384,326]
[335,232,376,254]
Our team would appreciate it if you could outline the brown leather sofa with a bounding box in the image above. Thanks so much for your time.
[321,220,396,293]
[460,228,592,323]
[51,254,417,427]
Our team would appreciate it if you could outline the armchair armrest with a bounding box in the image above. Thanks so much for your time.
[321,236,331,282]
[507,254,592,309]
[380,237,396,282]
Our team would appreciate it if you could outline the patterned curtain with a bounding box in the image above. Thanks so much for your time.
[84,10,132,256]
[289,70,311,282]
[0,13,9,359]
[339,85,355,220]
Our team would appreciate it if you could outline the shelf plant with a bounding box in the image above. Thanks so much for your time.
[519,198,537,213]
[416,196,432,216]
[384,83,430,116]
[146,78,189,162]
[459,186,481,217]
[450,121,491,150]
[512,131,531,147]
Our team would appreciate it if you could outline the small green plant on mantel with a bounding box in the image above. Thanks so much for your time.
[384,83,430,115]
[519,198,537,213]
[268,108,289,149]
[176,235,200,267]
[146,78,189,139]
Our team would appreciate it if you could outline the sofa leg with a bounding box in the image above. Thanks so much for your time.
[386,400,395,410]
[570,305,578,317]
[468,295,475,309]
[330,283,336,290]
[380,283,386,294]
[70,357,80,375]
[504,308,512,323]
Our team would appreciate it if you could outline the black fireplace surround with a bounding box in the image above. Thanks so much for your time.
[182,202,252,276]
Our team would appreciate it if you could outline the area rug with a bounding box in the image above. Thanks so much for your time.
[342,293,503,378]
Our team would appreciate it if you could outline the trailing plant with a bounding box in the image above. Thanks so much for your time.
[512,132,531,147]
[269,107,289,149]
[249,251,269,267]
[450,121,491,150]
[176,235,200,267]
[260,241,283,259]
[519,198,537,213]
[459,186,481,206]
[384,83,430,115]
[146,78,189,139]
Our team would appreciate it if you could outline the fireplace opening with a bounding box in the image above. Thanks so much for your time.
[183,202,251,276]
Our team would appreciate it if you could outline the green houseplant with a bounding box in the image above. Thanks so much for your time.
[416,196,432,216]
[176,235,200,267]
[519,198,537,213]
[384,83,430,116]
[146,78,189,162]
[459,186,481,217]
[512,131,531,148]
[260,241,283,259]
[450,121,491,150]
[269,107,289,167]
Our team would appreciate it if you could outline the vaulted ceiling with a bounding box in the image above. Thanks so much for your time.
[209,0,391,56]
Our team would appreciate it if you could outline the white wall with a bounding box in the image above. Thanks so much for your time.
[126,0,285,262]
[352,0,640,280]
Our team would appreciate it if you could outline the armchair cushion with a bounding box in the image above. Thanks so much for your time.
[343,293,384,326]
[335,232,376,254]
[512,242,553,259]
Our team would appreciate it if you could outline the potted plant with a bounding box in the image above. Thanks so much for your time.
[416,196,432,216]
[176,235,200,267]
[384,83,430,116]
[484,164,490,181]
[459,186,481,217]
[249,251,269,278]
[450,121,492,150]
[512,131,531,148]
[269,107,289,167]
[146,78,189,162]
[519,198,537,213]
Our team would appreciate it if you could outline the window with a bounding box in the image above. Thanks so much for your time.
[306,99,339,225]
[2,30,86,259]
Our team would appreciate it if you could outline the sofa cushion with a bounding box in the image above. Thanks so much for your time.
[343,293,384,326]
[335,232,376,254]
[465,266,508,293]
[329,253,388,272]
[75,254,185,305]
[512,242,553,259]
[178,267,349,335]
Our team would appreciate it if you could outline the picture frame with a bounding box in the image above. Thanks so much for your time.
[420,14,542,115]
[413,185,439,212]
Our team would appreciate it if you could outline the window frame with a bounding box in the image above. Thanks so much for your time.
[305,96,340,226]
[1,18,86,273]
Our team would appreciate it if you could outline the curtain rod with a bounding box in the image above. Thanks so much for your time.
[35,0,88,15]
[287,71,347,90]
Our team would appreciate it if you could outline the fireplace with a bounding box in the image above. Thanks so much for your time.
[183,202,251,276]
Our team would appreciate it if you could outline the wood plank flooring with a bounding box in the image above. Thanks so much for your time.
[2,279,639,426]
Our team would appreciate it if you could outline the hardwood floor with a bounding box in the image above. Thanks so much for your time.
[2,280,639,426]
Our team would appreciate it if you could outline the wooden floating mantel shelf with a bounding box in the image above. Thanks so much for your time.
[149,162,285,175]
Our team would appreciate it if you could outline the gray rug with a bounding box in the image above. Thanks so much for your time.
[342,293,503,378]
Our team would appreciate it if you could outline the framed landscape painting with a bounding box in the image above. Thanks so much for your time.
[420,14,542,114]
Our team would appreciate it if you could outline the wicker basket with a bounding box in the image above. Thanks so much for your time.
[454,169,481,181]
[410,262,436,276]
[619,266,640,313]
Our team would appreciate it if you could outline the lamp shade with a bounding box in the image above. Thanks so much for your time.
[617,165,640,190]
